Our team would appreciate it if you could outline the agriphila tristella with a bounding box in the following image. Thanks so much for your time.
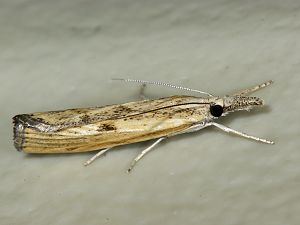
[13,79,274,172]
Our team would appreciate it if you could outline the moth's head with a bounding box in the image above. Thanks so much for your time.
[207,80,273,118]
[209,95,264,118]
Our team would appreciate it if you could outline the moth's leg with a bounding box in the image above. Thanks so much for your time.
[84,147,112,166]
[139,83,148,100]
[167,122,208,137]
[207,122,274,144]
[232,80,273,96]
[127,137,165,173]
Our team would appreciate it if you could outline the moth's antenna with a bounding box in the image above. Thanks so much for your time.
[112,78,214,97]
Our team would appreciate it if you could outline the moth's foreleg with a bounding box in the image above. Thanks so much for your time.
[84,147,112,166]
[127,137,166,173]
[208,122,274,144]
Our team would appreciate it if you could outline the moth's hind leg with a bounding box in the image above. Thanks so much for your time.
[84,147,112,166]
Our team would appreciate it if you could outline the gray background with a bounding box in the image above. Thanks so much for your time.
[1,0,299,225]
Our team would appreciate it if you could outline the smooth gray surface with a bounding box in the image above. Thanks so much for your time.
[1,0,299,225]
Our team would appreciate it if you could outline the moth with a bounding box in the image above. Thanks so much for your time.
[13,79,274,172]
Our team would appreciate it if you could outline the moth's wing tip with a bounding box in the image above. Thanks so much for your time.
[13,115,26,152]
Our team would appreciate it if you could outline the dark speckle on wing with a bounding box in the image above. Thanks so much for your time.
[80,114,91,124]
[97,123,116,132]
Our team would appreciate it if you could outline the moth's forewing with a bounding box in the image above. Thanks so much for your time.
[13,96,210,153]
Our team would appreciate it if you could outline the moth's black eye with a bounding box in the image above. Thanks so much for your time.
[210,105,223,117]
